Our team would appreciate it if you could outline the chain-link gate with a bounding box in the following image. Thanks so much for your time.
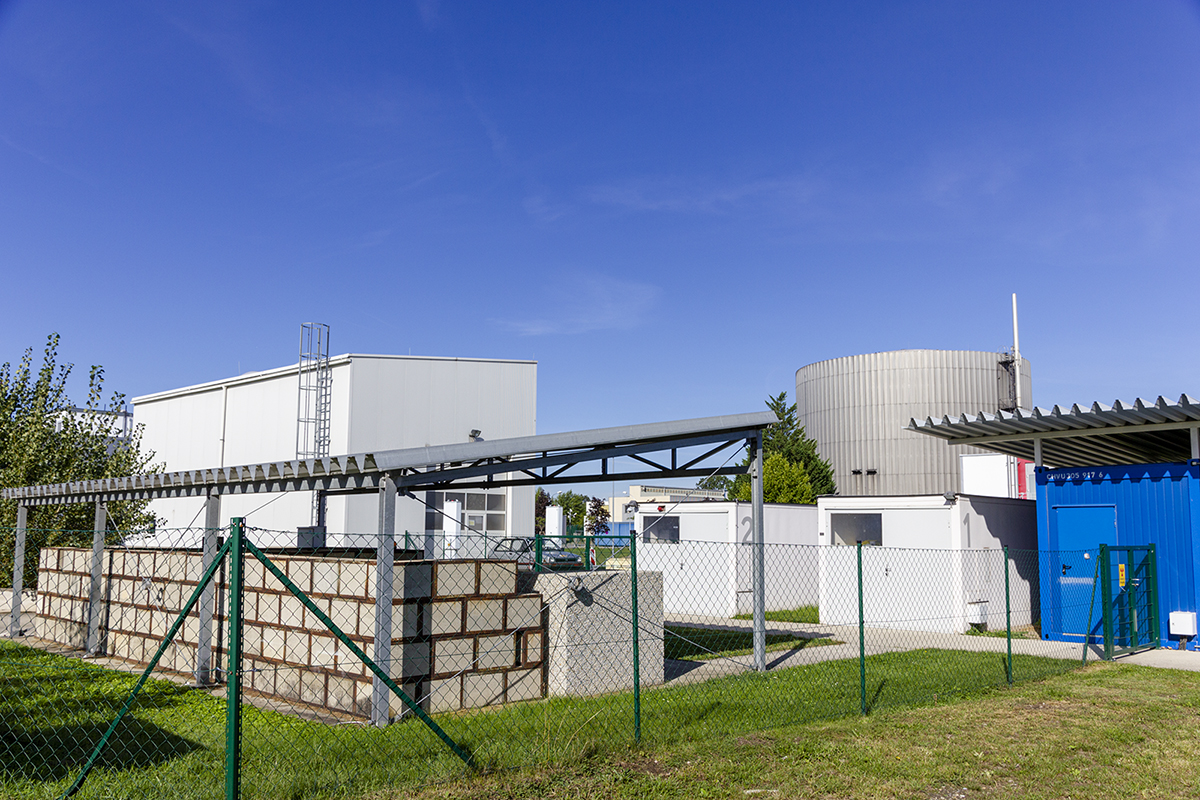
[1098,544,1159,660]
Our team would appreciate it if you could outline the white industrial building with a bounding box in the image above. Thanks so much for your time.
[795,349,1033,496]
[633,502,818,617]
[959,452,1035,499]
[817,493,1037,634]
[132,353,537,546]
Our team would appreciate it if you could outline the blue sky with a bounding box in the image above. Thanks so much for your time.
[3,1,1200,449]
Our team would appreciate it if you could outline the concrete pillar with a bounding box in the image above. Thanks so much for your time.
[9,504,28,638]
[195,492,221,685]
[1191,427,1199,460]
[751,436,766,671]
[86,501,107,655]
[372,476,396,727]
[1033,438,1043,468]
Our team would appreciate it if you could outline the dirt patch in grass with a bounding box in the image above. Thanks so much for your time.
[618,757,671,777]
[924,787,970,800]
[735,734,772,748]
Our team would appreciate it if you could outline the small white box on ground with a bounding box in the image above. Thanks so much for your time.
[1169,611,1197,636]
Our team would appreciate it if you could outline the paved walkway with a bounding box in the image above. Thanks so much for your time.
[662,613,1200,684]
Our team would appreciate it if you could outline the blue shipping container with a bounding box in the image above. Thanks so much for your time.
[1036,462,1200,650]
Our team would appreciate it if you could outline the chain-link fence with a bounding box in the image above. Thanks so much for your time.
[1,522,1108,800]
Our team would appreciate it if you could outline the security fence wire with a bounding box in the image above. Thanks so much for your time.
[0,522,1118,800]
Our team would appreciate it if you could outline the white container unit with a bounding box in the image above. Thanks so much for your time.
[132,354,537,547]
[817,494,1037,634]
[632,502,818,618]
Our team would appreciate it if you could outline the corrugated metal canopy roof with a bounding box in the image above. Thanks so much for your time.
[2,411,777,506]
[907,394,1200,467]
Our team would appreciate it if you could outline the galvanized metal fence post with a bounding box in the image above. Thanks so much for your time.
[1004,546,1012,685]
[9,504,27,638]
[196,492,221,686]
[86,501,107,655]
[226,517,246,800]
[751,437,766,672]
[372,477,396,727]
[857,541,866,715]
[631,529,641,743]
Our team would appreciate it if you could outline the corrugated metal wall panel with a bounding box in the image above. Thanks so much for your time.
[1038,463,1198,648]
[796,350,1033,496]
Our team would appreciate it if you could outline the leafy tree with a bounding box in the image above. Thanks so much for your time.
[534,488,552,535]
[727,391,834,501]
[1,335,159,588]
[762,391,835,496]
[584,496,611,538]
[551,490,588,528]
[695,474,732,494]
[729,452,813,504]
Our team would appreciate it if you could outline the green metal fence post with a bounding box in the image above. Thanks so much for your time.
[535,530,544,574]
[226,517,246,800]
[631,530,641,743]
[244,539,473,767]
[1100,544,1114,661]
[1148,544,1160,651]
[60,536,234,800]
[1004,546,1013,685]
[1081,553,1100,667]
[857,541,866,716]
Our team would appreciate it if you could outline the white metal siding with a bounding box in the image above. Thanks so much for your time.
[131,355,537,541]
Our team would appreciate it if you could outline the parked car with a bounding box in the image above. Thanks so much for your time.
[490,537,584,570]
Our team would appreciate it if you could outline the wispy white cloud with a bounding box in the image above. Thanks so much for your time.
[162,11,277,115]
[521,193,571,223]
[0,133,91,183]
[587,175,820,214]
[414,0,441,29]
[492,274,660,336]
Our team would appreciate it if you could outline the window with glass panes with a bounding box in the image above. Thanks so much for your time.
[424,490,507,534]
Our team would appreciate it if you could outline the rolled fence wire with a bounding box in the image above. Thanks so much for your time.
[0,525,1095,800]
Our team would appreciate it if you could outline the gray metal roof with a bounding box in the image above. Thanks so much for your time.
[2,411,777,506]
[907,394,1200,468]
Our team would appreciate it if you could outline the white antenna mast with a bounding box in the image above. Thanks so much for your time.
[1011,293,1022,410]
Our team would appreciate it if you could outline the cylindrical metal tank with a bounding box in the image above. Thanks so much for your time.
[795,349,1033,496]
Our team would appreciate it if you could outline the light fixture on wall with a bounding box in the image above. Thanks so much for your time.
[468,429,482,442]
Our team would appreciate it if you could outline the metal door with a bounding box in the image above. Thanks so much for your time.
[1049,505,1115,643]
[1099,544,1159,659]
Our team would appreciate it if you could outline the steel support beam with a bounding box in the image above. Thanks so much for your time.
[9,504,27,638]
[372,476,396,727]
[86,502,107,655]
[751,436,766,672]
[195,491,221,685]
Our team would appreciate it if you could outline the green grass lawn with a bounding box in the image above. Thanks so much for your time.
[732,605,820,624]
[406,661,1200,800]
[0,638,1080,800]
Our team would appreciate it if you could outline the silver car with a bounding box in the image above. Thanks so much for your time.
[490,537,583,570]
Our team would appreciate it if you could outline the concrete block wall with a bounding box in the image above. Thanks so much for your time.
[35,548,548,719]
[424,560,547,713]
[522,570,664,697]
